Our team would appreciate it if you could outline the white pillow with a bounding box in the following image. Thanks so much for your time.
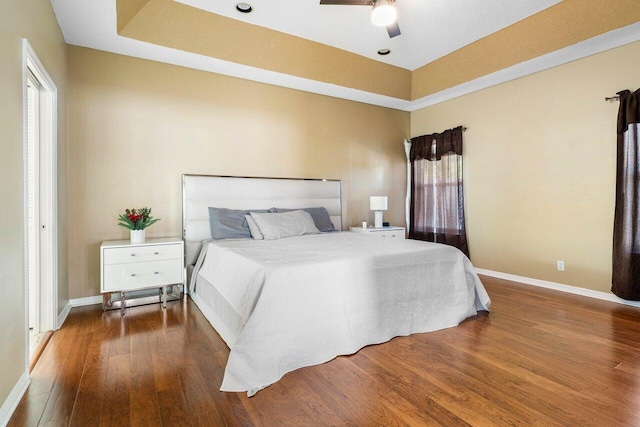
[245,215,264,240]
[249,210,320,240]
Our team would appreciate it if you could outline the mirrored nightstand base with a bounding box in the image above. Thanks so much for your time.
[102,284,183,316]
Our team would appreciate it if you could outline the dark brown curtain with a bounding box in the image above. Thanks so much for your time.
[409,126,469,257]
[612,89,640,300]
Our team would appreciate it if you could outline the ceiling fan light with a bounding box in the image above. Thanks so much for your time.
[371,0,396,27]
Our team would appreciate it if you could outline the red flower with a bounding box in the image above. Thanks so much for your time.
[118,207,160,230]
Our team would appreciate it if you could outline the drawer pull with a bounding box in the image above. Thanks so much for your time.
[154,252,159,255]
[130,272,161,277]
[131,254,136,257]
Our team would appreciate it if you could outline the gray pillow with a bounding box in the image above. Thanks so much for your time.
[249,210,320,240]
[274,207,335,232]
[208,207,273,239]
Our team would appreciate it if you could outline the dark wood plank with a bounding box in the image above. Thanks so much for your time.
[129,369,160,426]
[190,409,227,427]
[68,369,103,427]
[6,392,49,427]
[9,278,640,426]
[26,324,76,397]
[29,331,54,372]
[99,353,131,426]
[157,386,192,427]
[127,313,162,425]
[68,327,109,426]
[187,340,255,425]
[37,332,92,425]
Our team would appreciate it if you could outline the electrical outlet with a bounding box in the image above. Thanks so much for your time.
[557,260,565,271]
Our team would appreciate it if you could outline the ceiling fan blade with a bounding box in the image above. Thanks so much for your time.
[319,0,372,5]
[386,21,401,38]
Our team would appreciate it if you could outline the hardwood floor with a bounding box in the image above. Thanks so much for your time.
[9,275,640,426]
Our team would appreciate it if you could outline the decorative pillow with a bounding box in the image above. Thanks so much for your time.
[249,210,320,240]
[274,207,335,232]
[245,215,264,240]
[208,207,273,239]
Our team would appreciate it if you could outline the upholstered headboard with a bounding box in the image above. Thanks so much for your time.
[182,174,342,266]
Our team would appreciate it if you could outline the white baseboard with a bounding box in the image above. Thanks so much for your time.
[0,371,29,427]
[56,296,100,329]
[476,268,640,309]
[69,295,102,307]
[56,301,71,329]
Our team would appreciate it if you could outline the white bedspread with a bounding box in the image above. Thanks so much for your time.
[192,232,490,396]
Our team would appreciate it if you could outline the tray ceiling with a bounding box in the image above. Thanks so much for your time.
[175,0,560,71]
[51,0,640,110]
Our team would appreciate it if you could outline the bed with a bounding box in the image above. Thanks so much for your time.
[183,174,491,396]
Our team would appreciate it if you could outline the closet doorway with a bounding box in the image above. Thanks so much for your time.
[24,40,58,368]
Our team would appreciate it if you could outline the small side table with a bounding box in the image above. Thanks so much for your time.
[100,237,184,315]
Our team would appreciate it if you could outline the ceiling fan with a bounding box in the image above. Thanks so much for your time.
[319,0,401,38]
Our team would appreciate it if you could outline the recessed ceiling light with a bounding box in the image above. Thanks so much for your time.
[236,3,253,13]
[377,49,391,55]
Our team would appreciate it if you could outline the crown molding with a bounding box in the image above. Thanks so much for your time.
[67,18,640,112]
[407,21,640,111]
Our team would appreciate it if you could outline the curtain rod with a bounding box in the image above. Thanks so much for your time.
[605,95,620,102]
[406,127,468,142]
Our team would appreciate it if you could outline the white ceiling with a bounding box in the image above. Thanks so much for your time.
[50,1,640,110]
[176,0,561,71]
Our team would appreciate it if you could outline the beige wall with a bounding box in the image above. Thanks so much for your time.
[67,46,409,299]
[0,0,68,412]
[411,40,640,293]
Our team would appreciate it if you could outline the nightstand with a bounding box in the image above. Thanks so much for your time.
[100,237,184,315]
[349,226,406,239]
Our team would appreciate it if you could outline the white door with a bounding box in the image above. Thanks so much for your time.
[24,40,58,366]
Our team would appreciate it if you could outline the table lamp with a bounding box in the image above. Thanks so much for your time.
[370,196,388,228]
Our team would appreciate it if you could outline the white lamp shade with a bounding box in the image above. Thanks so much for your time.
[370,196,388,211]
[371,0,396,27]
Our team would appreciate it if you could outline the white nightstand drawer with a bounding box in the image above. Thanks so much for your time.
[103,243,182,265]
[369,230,403,238]
[349,226,406,239]
[103,258,183,292]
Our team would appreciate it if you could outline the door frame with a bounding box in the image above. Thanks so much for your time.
[22,39,58,369]
[26,69,42,336]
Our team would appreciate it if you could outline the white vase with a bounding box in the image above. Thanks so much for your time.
[130,229,146,244]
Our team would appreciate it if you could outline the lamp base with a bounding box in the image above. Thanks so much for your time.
[374,211,383,228]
